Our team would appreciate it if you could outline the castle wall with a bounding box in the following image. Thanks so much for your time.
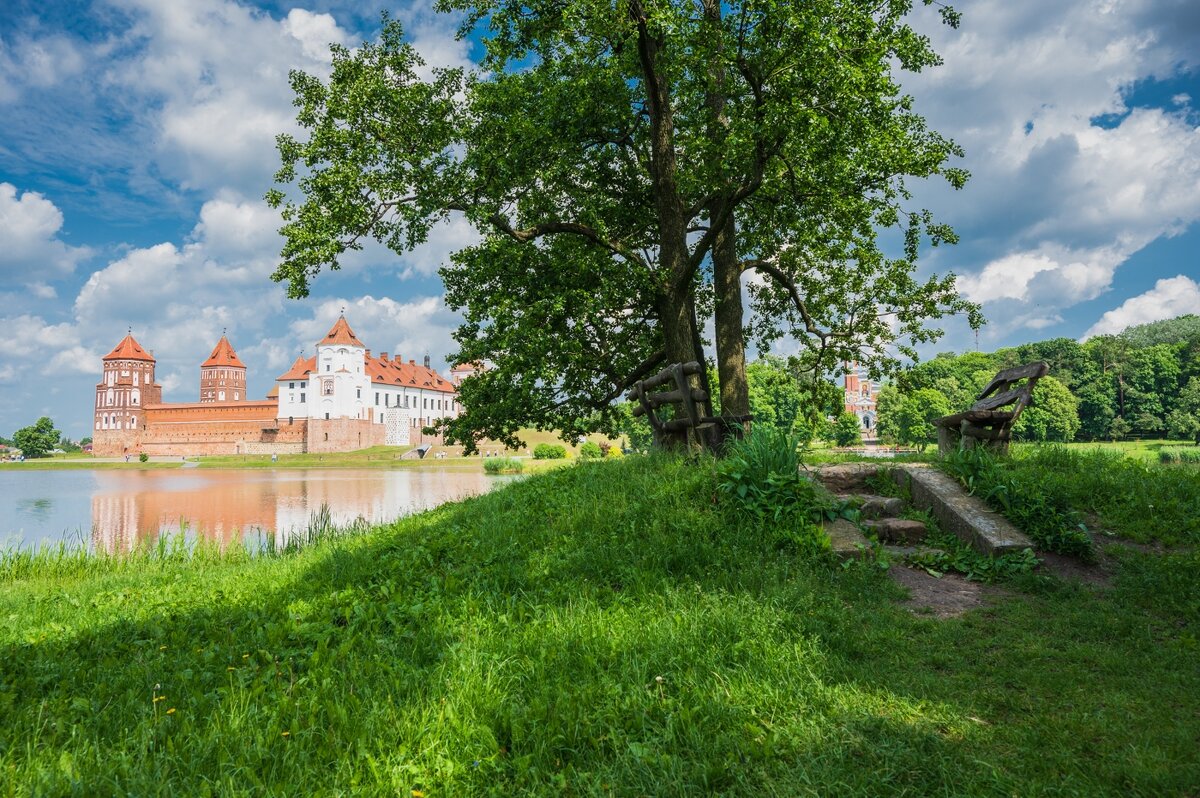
[92,400,312,457]
[306,417,386,453]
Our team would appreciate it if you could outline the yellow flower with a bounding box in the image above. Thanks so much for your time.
[166,708,176,715]
[411,790,425,797]
[153,695,166,703]
[243,653,250,659]
[159,645,167,651]
[281,731,291,737]
[227,666,236,671]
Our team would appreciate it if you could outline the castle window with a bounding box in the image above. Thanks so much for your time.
[356,388,361,399]
[218,391,226,401]
[324,432,329,441]
[288,416,293,425]
[323,380,333,396]
[289,382,295,389]
[325,413,330,420]
[375,392,379,405]
[300,393,306,403]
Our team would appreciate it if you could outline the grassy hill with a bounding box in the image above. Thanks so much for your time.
[0,455,1196,794]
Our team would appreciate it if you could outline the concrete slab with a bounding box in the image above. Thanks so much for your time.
[824,517,873,561]
[891,465,1033,556]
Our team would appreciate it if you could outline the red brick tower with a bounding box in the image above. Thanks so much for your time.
[200,334,247,402]
[94,332,162,453]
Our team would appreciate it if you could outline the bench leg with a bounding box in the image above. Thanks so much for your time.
[937,425,959,457]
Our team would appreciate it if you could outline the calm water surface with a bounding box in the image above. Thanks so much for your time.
[1,468,514,553]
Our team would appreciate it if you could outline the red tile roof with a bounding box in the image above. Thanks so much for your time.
[365,354,457,394]
[319,316,365,348]
[201,335,246,368]
[103,334,155,362]
[276,355,315,381]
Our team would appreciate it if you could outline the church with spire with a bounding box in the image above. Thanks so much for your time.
[91,315,459,457]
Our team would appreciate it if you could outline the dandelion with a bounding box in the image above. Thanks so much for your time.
[281,731,291,737]
[243,653,250,659]
[159,645,167,651]
[227,666,236,671]
[412,790,425,798]
[153,695,166,703]
[166,708,176,715]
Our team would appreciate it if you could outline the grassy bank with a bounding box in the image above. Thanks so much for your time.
[1,456,1197,795]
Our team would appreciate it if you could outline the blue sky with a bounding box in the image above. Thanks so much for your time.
[1,0,1199,439]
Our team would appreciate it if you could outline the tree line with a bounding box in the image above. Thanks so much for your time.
[878,314,1200,447]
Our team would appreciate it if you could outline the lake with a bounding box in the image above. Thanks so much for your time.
[0,468,515,553]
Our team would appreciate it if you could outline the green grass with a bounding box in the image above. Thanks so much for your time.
[1008,445,1200,546]
[0,456,1197,794]
[1059,438,1197,463]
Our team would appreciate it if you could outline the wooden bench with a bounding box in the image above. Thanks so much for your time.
[626,361,751,448]
[934,361,1049,455]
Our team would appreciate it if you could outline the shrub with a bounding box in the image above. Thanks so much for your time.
[533,443,567,460]
[605,445,624,459]
[578,441,603,459]
[483,457,524,474]
[138,452,149,463]
[833,412,863,447]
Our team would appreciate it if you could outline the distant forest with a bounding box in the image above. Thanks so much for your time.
[888,314,1200,442]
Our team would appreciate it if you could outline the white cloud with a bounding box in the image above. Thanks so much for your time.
[0,32,86,103]
[958,245,1125,305]
[99,0,354,195]
[0,183,92,277]
[907,0,1200,321]
[1083,275,1200,339]
[282,9,352,62]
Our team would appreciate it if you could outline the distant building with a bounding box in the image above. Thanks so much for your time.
[843,363,879,434]
[91,315,459,457]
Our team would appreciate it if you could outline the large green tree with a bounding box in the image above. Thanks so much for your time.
[269,1,979,451]
[13,417,60,459]
[1012,375,1080,442]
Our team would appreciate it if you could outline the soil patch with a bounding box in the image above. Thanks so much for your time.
[1036,550,1112,587]
[888,565,1010,618]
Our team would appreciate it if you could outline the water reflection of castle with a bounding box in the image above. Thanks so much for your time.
[89,470,492,554]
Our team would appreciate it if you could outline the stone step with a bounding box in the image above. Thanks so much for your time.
[812,463,883,494]
[882,543,941,559]
[838,494,906,519]
[823,518,873,561]
[862,517,928,544]
[890,465,1033,556]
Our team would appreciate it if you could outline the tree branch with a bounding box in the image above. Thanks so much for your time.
[742,258,832,345]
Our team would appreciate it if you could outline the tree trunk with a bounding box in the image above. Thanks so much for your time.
[712,213,750,424]
[701,0,750,444]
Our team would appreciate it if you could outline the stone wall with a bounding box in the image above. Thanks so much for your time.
[306,417,386,453]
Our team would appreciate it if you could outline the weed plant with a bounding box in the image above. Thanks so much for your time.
[482,457,524,474]
[941,447,1094,559]
[716,427,833,539]
[904,509,1040,583]
[0,456,1197,794]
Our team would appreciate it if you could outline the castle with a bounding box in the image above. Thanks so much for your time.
[92,315,460,457]
[843,363,879,435]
